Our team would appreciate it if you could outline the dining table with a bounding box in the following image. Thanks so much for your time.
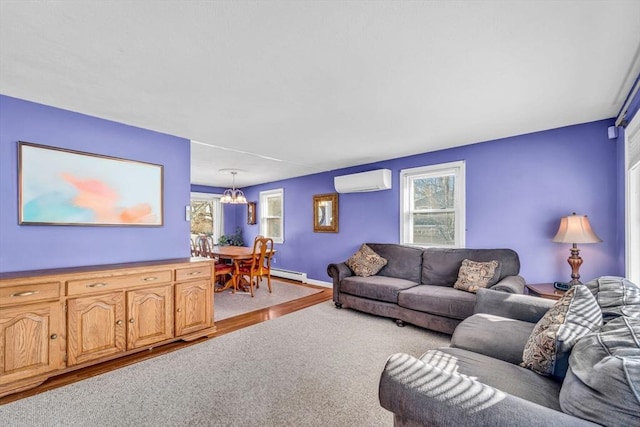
[210,245,275,293]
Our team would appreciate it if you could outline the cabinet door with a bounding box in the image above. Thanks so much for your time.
[67,292,126,366]
[175,280,212,336]
[127,285,173,350]
[0,301,65,384]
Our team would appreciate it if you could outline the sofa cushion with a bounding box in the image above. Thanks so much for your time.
[365,243,424,283]
[453,259,501,293]
[559,316,640,426]
[451,313,535,365]
[340,275,418,303]
[398,285,476,320]
[345,244,388,277]
[584,276,640,322]
[421,248,519,286]
[421,348,563,411]
[521,286,602,378]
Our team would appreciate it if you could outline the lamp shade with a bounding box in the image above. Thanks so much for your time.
[552,213,602,244]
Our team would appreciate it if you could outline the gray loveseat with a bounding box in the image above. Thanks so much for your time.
[327,244,525,334]
[379,281,640,427]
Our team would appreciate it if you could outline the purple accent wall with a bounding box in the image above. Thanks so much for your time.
[239,119,621,284]
[1,94,625,285]
[0,95,191,273]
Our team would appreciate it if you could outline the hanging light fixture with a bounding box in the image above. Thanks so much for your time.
[220,171,247,204]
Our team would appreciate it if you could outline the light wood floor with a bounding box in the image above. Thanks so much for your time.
[0,280,332,405]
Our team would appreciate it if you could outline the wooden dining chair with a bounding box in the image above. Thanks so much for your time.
[190,238,199,257]
[197,235,213,258]
[214,261,236,291]
[237,236,274,297]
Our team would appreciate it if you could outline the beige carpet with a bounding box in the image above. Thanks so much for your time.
[0,301,450,426]
[214,279,324,321]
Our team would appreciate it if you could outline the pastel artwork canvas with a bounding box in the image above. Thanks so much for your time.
[19,142,163,226]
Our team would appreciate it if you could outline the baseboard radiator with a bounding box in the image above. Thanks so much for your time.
[271,268,307,282]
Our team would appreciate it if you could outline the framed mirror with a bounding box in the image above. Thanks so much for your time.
[313,193,338,233]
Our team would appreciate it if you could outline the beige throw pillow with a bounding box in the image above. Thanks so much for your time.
[521,285,603,377]
[345,244,387,277]
[453,259,500,293]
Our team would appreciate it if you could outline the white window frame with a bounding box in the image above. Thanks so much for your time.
[400,161,466,248]
[625,113,640,284]
[259,188,284,243]
[190,192,223,244]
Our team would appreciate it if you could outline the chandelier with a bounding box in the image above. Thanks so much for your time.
[220,171,247,204]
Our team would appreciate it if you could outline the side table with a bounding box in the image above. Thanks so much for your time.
[525,283,566,300]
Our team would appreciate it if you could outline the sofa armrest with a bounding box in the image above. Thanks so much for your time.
[489,275,525,294]
[379,353,597,427]
[474,288,554,323]
[327,262,353,303]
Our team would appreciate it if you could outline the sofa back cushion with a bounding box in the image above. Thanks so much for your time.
[559,316,640,426]
[584,276,640,322]
[365,243,424,283]
[421,248,520,286]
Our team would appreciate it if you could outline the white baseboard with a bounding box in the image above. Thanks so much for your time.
[305,278,332,288]
[270,268,332,288]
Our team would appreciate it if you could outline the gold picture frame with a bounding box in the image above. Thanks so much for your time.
[247,201,256,225]
[313,193,338,233]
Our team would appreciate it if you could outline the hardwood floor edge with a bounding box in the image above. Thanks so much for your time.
[0,281,332,405]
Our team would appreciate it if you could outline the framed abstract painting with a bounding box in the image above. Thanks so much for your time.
[19,142,164,226]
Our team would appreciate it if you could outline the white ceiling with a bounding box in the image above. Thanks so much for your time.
[1,1,639,188]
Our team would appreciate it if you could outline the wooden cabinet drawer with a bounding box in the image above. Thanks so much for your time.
[0,282,61,307]
[175,265,211,281]
[67,270,172,296]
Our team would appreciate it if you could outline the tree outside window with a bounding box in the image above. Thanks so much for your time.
[401,161,465,247]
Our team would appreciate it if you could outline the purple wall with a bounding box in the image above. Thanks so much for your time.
[1,94,625,285]
[239,119,622,284]
[0,95,191,273]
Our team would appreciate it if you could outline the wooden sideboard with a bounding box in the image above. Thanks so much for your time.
[0,257,216,397]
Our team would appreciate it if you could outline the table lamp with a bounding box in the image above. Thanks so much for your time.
[552,212,602,288]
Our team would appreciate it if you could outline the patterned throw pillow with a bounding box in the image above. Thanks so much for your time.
[521,285,603,377]
[453,259,501,293]
[345,244,388,277]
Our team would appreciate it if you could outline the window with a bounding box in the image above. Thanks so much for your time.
[260,189,284,243]
[400,161,465,247]
[190,192,223,244]
[626,112,640,284]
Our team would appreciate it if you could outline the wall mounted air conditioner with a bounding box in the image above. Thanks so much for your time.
[334,169,392,193]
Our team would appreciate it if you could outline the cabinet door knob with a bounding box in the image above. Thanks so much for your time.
[116,320,123,326]
[129,318,135,323]
[50,334,58,340]
[177,308,182,312]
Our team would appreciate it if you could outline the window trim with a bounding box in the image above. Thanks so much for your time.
[190,192,223,243]
[259,188,284,244]
[625,112,640,284]
[400,161,466,248]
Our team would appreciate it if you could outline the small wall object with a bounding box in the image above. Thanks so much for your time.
[313,193,339,233]
[247,201,256,225]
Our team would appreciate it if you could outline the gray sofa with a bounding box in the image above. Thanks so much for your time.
[327,244,525,334]
[379,284,640,427]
